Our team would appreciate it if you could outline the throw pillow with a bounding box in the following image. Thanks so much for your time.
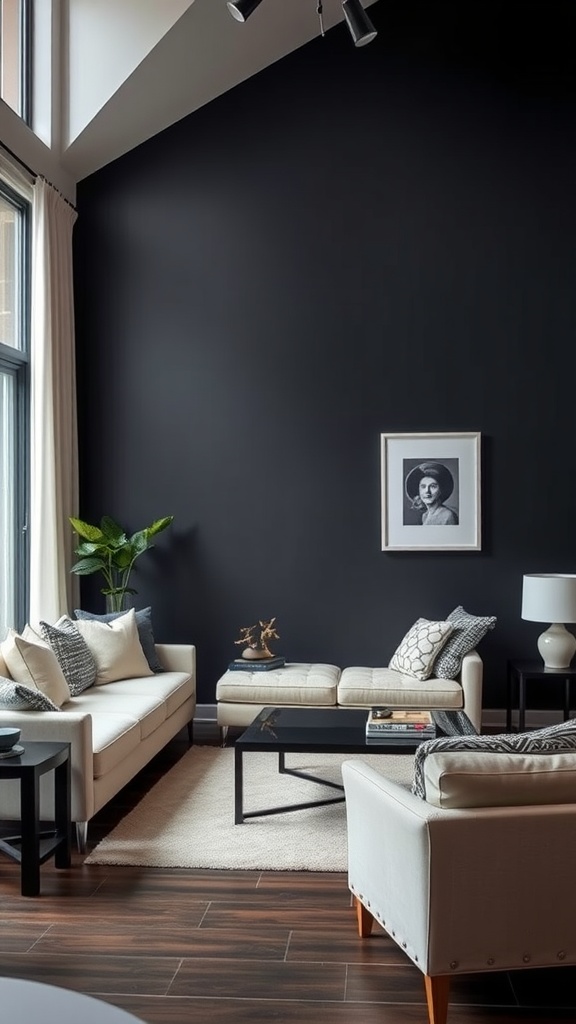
[412,718,576,800]
[74,607,154,685]
[73,606,163,672]
[389,618,454,681]
[0,676,62,712]
[0,628,71,707]
[433,605,497,680]
[40,616,97,695]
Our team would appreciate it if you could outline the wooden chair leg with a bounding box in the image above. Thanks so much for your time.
[424,974,450,1024]
[354,896,374,937]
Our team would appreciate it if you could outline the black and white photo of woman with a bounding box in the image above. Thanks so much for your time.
[403,460,459,526]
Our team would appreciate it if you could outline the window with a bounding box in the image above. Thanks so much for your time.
[0,175,30,639]
[0,0,31,123]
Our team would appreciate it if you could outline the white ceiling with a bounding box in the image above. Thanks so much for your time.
[61,0,380,182]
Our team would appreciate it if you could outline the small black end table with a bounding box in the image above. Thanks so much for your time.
[0,740,71,896]
[506,660,576,733]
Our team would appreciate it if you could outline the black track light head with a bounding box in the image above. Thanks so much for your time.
[227,0,265,23]
[342,0,377,47]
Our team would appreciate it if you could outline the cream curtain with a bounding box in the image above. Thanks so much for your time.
[29,179,79,624]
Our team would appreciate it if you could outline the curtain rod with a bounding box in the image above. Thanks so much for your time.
[0,141,76,211]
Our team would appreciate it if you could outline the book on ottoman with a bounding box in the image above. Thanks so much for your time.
[228,656,286,672]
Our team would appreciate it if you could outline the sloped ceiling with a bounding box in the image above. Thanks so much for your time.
[62,0,380,182]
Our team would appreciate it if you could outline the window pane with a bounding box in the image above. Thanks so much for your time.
[0,368,16,639]
[0,0,28,119]
[0,192,20,348]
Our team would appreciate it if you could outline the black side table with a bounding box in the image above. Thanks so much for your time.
[0,740,71,896]
[506,660,576,733]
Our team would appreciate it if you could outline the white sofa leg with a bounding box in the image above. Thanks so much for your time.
[76,821,88,853]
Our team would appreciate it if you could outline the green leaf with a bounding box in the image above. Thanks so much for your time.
[146,517,174,538]
[70,556,107,576]
[69,517,104,543]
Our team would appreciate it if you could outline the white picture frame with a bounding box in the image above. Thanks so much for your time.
[380,431,481,552]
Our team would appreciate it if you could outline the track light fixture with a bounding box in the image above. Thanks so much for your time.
[342,0,377,46]
[226,0,377,47]
[226,0,265,22]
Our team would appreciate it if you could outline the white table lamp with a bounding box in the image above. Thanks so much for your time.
[521,573,576,669]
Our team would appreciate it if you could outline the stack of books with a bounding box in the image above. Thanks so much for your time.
[227,655,286,672]
[365,707,435,742]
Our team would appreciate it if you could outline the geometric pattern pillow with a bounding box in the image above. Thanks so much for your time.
[412,718,576,800]
[389,617,454,681]
[0,676,62,711]
[73,606,163,672]
[40,616,97,695]
[433,605,497,680]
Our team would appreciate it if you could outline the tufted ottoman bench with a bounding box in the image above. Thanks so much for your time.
[216,663,341,742]
[216,650,483,742]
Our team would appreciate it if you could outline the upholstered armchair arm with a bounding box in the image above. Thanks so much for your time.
[342,758,576,978]
[458,649,483,731]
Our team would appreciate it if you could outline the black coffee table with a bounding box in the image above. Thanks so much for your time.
[234,706,432,824]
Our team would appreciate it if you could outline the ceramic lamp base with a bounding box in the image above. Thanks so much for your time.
[537,623,576,669]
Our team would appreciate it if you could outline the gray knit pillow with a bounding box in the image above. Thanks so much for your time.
[433,606,496,680]
[0,677,61,711]
[412,719,576,800]
[40,616,97,695]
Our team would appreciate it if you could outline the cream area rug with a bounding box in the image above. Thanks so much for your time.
[85,746,414,871]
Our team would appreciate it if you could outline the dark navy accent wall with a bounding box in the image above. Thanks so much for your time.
[74,1,576,707]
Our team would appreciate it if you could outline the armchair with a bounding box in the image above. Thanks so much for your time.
[342,754,576,1024]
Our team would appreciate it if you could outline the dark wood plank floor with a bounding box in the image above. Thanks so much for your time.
[0,722,574,1023]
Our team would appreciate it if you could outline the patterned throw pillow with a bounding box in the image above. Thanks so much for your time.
[433,605,497,680]
[0,676,62,711]
[412,719,576,800]
[389,618,454,681]
[74,606,163,672]
[40,616,97,695]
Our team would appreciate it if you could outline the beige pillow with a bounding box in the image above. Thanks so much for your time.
[389,617,454,680]
[0,627,71,707]
[423,750,576,808]
[74,607,153,684]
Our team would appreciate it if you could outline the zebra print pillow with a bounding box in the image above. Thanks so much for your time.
[412,719,576,800]
[0,677,62,711]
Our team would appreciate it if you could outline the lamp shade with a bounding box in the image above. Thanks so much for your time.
[521,574,576,624]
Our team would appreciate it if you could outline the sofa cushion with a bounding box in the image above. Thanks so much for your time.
[40,616,97,695]
[412,719,576,801]
[216,663,340,706]
[87,713,143,778]
[422,749,576,808]
[74,606,164,673]
[432,606,496,680]
[389,618,454,680]
[101,672,195,717]
[1,628,71,707]
[0,677,62,712]
[338,666,463,710]
[66,688,167,741]
[74,608,153,684]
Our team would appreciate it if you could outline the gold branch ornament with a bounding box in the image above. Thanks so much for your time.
[234,617,280,660]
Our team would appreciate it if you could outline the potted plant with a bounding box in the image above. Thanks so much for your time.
[69,515,174,612]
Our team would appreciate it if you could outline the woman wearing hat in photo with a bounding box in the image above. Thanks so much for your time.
[405,461,459,525]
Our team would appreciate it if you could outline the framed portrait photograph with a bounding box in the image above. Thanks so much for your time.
[381,432,481,552]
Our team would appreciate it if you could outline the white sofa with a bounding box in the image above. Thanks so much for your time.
[216,650,483,737]
[0,643,196,851]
